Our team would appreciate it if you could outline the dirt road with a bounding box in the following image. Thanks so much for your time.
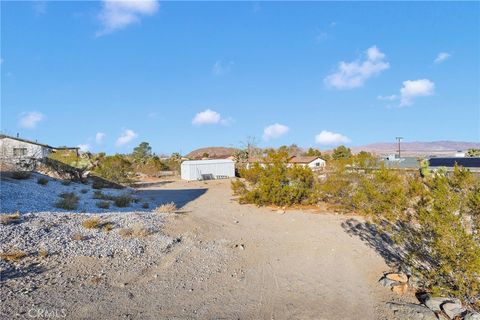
[145,179,397,319]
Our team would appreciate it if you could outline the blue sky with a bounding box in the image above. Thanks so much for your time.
[1,1,479,155]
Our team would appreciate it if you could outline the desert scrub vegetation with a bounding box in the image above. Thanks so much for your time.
[233,150,317,206]
[118,223,152,238]
[0,212,21,225]
[0,250,27,262]
[155,202,177,213]
[93,155,132,184]
[55,192,79,210]
[233,150,480,308]
[81,216,113,231]
[96,201,110,209]
[113,194,132,207]
[11,171,31,180]
[37,177,49,185]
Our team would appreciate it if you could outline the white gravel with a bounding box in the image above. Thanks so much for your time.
[0,173,151,214]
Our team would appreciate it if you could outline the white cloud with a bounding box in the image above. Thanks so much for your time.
[434,52,451,64]
[115,129,138,146]
[18,112,45,129]
[212,60,234,76]
[95,132,105,144]
[77,144,90,152]
[377,94,398,101]
[324,45,390,89]
[400,79,435,106]
[192,109,232,126]
[96,0,159,36]
[315,130,351,146]
[262,123,289,141]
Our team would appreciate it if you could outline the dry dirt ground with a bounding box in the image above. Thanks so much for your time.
[1,178,409,319]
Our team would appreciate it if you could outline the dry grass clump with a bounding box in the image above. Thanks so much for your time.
[38,248,48,258]
[113,195,132,208]
[118,223,151,238]
[154,202,177,213]
[11,171,31,180]
[82,216,102,229]
[71,233,87,241]
[82,216,113,232]
[55,192,79,210]
[37,177,49,185]
[0,250,27,262]
[0,212,21,225]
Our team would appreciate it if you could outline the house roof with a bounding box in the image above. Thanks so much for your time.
[428,157,480,168]
[289,156,323,164]
[0,134,79,150]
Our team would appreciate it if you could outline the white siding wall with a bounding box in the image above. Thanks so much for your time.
[181,160,235,181]
[307,158,326,169]
[0,138,51,159]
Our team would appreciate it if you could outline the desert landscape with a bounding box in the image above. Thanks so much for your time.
[1,174,430,320]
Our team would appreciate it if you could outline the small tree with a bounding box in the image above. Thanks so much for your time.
[466,148,480,157]
[332,145,352,160]
[132,142,152,163]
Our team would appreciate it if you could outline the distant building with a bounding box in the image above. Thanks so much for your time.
[382,156,421,169]
[288,156,326,170]
[454,151,466,158]
[0,134,78,161]
[428,157,480,171]
[181,159,235,181]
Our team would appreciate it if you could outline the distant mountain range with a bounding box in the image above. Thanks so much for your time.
[186,147,239,159]
[351,141,480,156]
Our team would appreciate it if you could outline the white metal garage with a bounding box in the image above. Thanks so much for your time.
[181,159,235,181]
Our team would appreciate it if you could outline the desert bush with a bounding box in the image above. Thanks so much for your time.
[38,248,48,258]
[142,202,149,209]
[12,171,31,180]
[71,233,86,241]
[0,212,21,225]
[118,223,151,238]
[96,201,110,209]
[93,190,115,200]
[82,216,102,229]
[0,250,27,262]
[93,155,132,184]
[55,192,79,210]
[37,177,49,185]
[113,195,132,207]
[236,151,317,206]
[155,202,177,213]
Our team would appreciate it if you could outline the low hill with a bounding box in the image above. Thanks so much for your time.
[186,147,239,159]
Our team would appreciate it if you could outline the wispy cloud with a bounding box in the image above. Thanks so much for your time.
[324,46,390,89]
[434,52,451,64]
[18,112,45,129]
[315,21,336,43]
[263,123,289,141]
[96,0,159,37]
[95,132,105,144]
[212,60,234,76]
[315,130,350,146]
[400,79,435,106]
[115,129,138,146]
[377,94,398,101]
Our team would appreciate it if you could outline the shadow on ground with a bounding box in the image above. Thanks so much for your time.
[139,188,208,209]
[341,218,402,267]
[0,262,47,282]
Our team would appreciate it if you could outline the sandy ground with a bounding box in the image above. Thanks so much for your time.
[1,178,407,319]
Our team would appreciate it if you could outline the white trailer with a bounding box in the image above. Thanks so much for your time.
[181,159,235,181]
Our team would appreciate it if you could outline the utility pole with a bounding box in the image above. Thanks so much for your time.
[395,137,403,159]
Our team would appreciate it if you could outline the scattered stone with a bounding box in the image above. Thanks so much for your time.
[387,302,437,320]
[391,283,409,295]
[421,294,461,313]
[465,312,480,320]
[386,272,408,283]
[441,302,466,319]
[378,276,398,287]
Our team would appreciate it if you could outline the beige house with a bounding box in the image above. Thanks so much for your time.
[0,134,78,161]
[288,156,326,170]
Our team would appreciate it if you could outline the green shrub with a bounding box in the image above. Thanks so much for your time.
[37,177,49,185]
[12,171,31,180]
[93,155,132,184]
[96,201,110,209]
[55,192,79,210]
[92,190,115,201]
[113,195,132,207]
